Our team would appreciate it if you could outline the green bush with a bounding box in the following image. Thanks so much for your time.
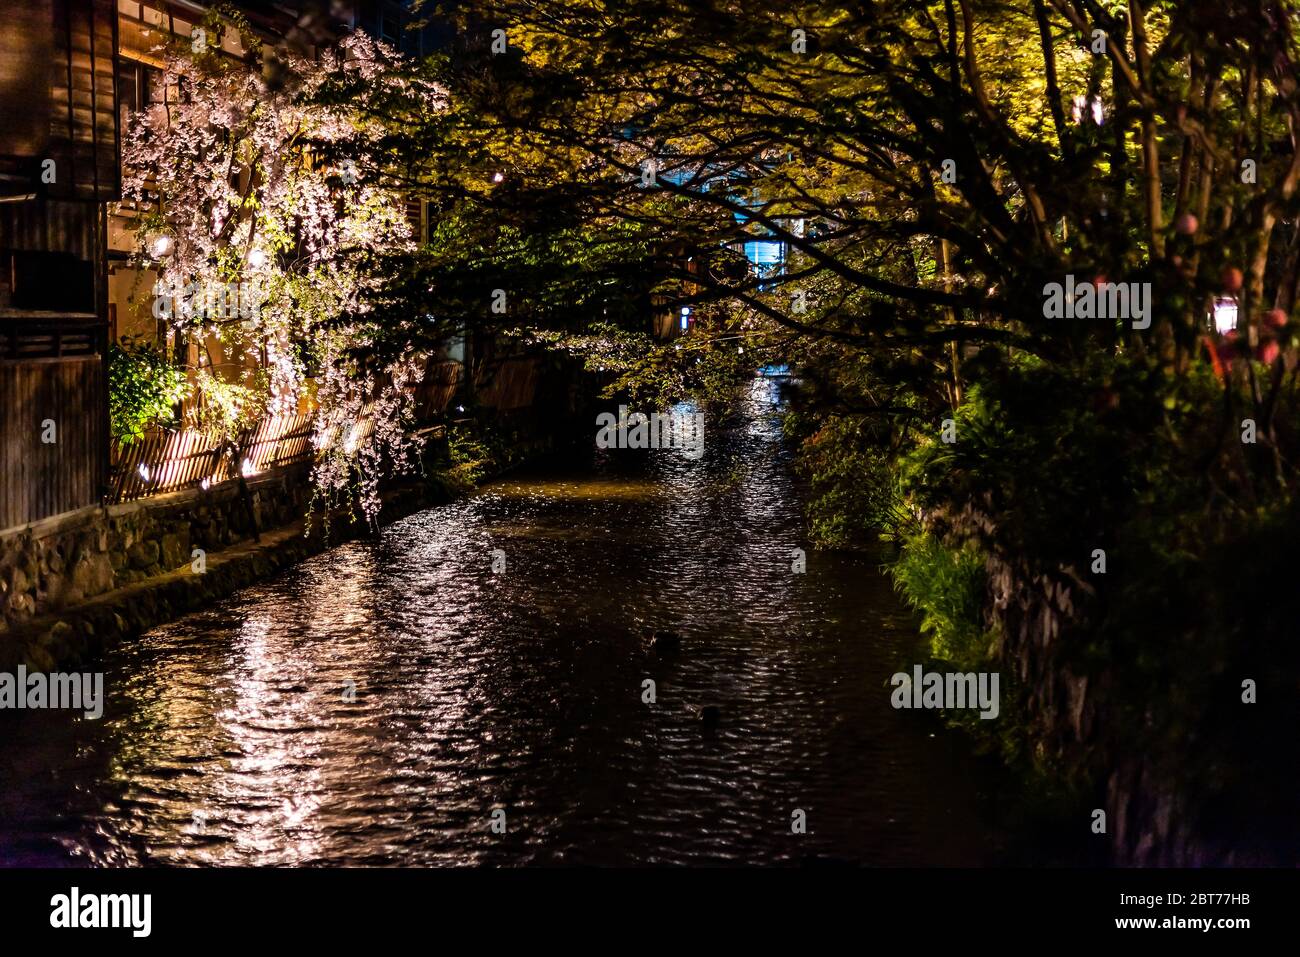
[108,337,187,444]
[888,529,994,670]
[792,412,906,547]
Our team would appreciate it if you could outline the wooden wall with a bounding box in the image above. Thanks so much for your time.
[50,0,121,203]
[0,0,119,202]
[0,348,106,531]
[476,357,540,411]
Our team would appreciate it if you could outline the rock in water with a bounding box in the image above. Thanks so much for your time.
[700,705,721,728]
[648,630,682,654]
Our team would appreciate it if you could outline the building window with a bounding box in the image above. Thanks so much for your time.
[117,61,162,129]
[381,5,401,45]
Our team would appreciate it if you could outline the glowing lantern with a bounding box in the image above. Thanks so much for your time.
[1212,298,1238,335]
[149,235,173,259]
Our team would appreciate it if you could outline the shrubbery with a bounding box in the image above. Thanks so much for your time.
[792,347,1300,861]
[107,337,187,444]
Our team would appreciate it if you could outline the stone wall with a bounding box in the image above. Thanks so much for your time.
[0,410,566,672]
[0,467,312,634]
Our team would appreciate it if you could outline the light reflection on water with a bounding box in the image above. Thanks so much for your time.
[0,379,1000,866]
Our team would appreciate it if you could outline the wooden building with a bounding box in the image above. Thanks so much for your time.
[0,0,119,531]
[2,1,495,531]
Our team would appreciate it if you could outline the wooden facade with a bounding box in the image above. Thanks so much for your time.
[0,320,107,530]
[0,0,119,205]
[0,0,119,532]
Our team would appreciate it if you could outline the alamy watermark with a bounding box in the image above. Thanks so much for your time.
[0,666,103,719]
[890,665,999,720]
[50,888,150,937]
[1043,275,1150,330]
[153,278,266,322]
[595,405,705,459]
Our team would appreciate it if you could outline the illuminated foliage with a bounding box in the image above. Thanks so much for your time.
[119,22,444,518]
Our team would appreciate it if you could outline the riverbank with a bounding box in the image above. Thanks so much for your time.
[0,407,560,676]
[0,474,445,675]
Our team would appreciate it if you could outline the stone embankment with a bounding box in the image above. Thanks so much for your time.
[0,466,434,672]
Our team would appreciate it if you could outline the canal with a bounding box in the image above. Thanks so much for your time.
[0,378,1007,865]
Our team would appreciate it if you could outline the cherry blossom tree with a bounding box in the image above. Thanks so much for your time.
[119,20,445,520]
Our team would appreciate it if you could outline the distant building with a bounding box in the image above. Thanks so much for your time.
[350,0,449,59]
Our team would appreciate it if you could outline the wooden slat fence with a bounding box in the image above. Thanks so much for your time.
[243,412,315,472]
[105,356,477,508]
[109,412,314,503]
[475,357,539,410]
[412,360,462,419]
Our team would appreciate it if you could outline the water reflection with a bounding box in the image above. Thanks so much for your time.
[0,378,999,865]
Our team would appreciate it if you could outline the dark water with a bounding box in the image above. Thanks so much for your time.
[0,379,1004,866]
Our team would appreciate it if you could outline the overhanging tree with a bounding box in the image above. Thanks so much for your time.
[395,0,1300,863]
[119,18,444,519]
